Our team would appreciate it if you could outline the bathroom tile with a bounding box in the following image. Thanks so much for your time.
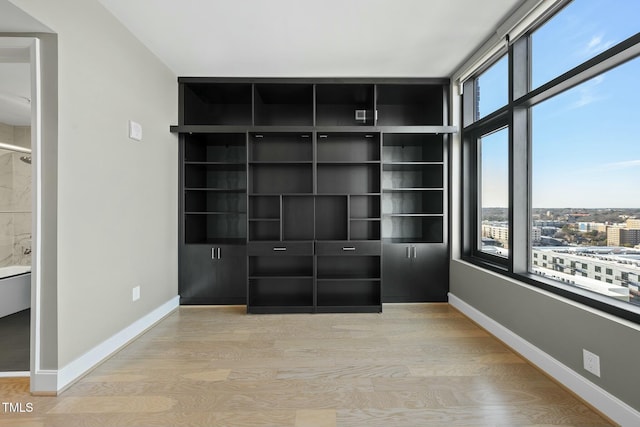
[0,243,13,268]
[0,123,14,144]
[0,213,14,240]
[12,153,31,212]
[0,151,13,211]
[13,212,31,266]
[13,126,31,148]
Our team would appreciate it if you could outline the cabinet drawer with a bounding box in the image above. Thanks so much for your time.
[248,241,314,256]
[315,241,381,256]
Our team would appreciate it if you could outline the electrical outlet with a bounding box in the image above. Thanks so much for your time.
[132,286,140,302]
[583,349,601,377]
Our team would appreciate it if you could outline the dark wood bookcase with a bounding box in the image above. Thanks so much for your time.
[173,78,455,312]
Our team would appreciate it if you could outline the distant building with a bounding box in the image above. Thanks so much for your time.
[578,222,608,233]
[531,247,640,304]
[482,223,509,248]
[607,227,640,246]
[531,227,541,243]
[626,218,640,229]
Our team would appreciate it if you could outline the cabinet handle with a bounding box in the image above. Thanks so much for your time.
[406,246,411,258]
[211,248,216,260]
[342,247,356,251]
[273,247,287,251]
[217,247,222,259]
[412,246,417,258]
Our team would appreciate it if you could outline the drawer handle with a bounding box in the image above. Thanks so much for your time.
[342,247,356,251]
[273,247,287,251]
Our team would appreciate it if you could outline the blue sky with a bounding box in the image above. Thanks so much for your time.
[480,0,640,209]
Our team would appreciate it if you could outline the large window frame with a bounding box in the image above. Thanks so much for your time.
[461,3,640,323]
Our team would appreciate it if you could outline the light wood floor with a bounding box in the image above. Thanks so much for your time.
[0,304,613,426]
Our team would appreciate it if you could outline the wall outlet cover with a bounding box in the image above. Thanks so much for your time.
[583,349,601,377]
[132,286,140,302]
[129,120,142,141]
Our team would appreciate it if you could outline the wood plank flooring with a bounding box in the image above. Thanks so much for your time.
[0,304,614,426]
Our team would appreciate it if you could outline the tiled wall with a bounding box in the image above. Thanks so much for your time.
[0,124,31,268]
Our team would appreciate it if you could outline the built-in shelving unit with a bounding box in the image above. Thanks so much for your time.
[382,133,448,302]
[173,78,454,311]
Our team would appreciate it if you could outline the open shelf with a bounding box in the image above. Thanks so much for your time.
[350,219,381,240]
[350,194,380,219]
[382,164,443,189]
[248,278,313,308]
[316,280,381,307]
[381,134,443,162]
[184,164,246,190]
[249,220,280,241]
[185,213,247,244]
[249,195,280,219]
[317,133,380,162]
[382,191,443,215]
[376,85,443,126]
[254,84,314,126]
[316,84,375,126]
[182,83,253,125]
[184,133,246,162]
[185,191,246,213]
[249,256,313,277]
[315,196,347,240]
[382,215,443,243]
[317,164,380,194]
[317,256,380,279]
[250,133,312,162]
[283,196,315,241]
[250,163,313,194]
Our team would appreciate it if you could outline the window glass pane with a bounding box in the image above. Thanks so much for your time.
[531,56,640,307]
[476,55,508,120]
[532,0,640,89]
[480,127,509,258]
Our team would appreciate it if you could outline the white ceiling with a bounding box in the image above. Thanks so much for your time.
[0,0,526,125]
[98,0,525,78]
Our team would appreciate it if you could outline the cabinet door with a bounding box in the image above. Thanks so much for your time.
[382,244,413,302]
[180,245,246,304]
[410,243,448,302]
[382,243,448,302]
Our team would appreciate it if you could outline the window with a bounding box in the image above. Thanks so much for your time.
[462,0,640,322]
[531,56,640,308]
[531,0,640,89]
[479,128,509,259]
[476,55,508,119]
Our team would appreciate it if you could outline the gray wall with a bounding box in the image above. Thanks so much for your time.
[7,0,178,369]
[450,261,640,412]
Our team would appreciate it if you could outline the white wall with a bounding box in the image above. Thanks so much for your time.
[7,0,178,374]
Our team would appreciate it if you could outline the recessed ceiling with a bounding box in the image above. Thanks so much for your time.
[98,0,525,78]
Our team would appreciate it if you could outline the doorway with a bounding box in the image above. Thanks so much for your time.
[0,36,38,377]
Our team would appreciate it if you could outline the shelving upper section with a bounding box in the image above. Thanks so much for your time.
[174,78,456,133]
[381,132,446,244]
[182,132,248,245]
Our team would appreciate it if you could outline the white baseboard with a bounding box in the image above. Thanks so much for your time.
[0,371,29,378]
[449,292,640,427]
[54,296,179,393]
[31,369,57,393]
